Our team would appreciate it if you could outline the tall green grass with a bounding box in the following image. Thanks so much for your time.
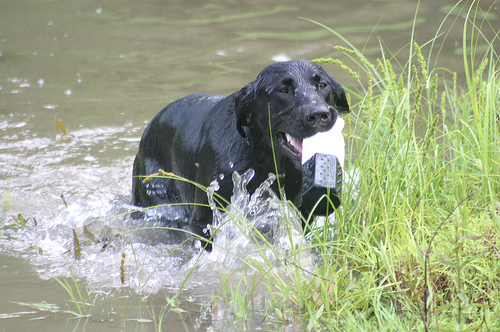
[249,2,500,330]
[207,2,500,331]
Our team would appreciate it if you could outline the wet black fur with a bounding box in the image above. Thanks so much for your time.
[132,60,350,250]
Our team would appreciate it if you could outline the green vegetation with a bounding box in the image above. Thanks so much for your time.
[52,274,93,317]
[2,2,498,331]
[202,2,500,331]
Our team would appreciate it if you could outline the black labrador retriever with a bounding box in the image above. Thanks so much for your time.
[132,60,350,249]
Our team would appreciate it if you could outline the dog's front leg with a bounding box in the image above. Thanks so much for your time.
[189,154,216,250]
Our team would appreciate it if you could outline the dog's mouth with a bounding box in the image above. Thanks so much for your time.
[278,132,303,158]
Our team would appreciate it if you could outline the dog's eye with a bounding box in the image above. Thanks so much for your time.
[318,82,327,90]
[279,87,289,94]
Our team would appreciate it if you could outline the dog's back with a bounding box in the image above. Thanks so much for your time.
[132,94,224,208]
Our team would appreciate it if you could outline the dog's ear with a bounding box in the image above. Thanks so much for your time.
[329,77,350,115]
[234,81,257,138]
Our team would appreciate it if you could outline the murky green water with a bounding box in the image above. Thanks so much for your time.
[1,0,498,330]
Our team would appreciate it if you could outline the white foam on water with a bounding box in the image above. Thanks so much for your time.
[1,169,312,295]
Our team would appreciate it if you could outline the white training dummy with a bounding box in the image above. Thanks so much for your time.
[302,117,345,169]
[300,117,345,215]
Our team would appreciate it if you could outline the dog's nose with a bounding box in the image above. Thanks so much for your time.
[306,109,330,123]
[305,105,335,129]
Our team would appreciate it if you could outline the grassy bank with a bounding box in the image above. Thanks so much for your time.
[220,3,500,331]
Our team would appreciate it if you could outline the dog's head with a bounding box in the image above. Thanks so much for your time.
[234,60,350,169]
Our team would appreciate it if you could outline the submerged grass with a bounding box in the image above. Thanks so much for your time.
[52,272,93,317]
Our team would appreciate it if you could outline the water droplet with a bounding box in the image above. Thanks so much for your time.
[271,53,290,62]
[229,162,234,168]
[219,174,225,180]
[96,7,103,14]
[37,79,44,86]
[64,89,72,96]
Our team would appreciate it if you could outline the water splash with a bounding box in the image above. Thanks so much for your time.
[197,169,312,271]
[1,168,312,295]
